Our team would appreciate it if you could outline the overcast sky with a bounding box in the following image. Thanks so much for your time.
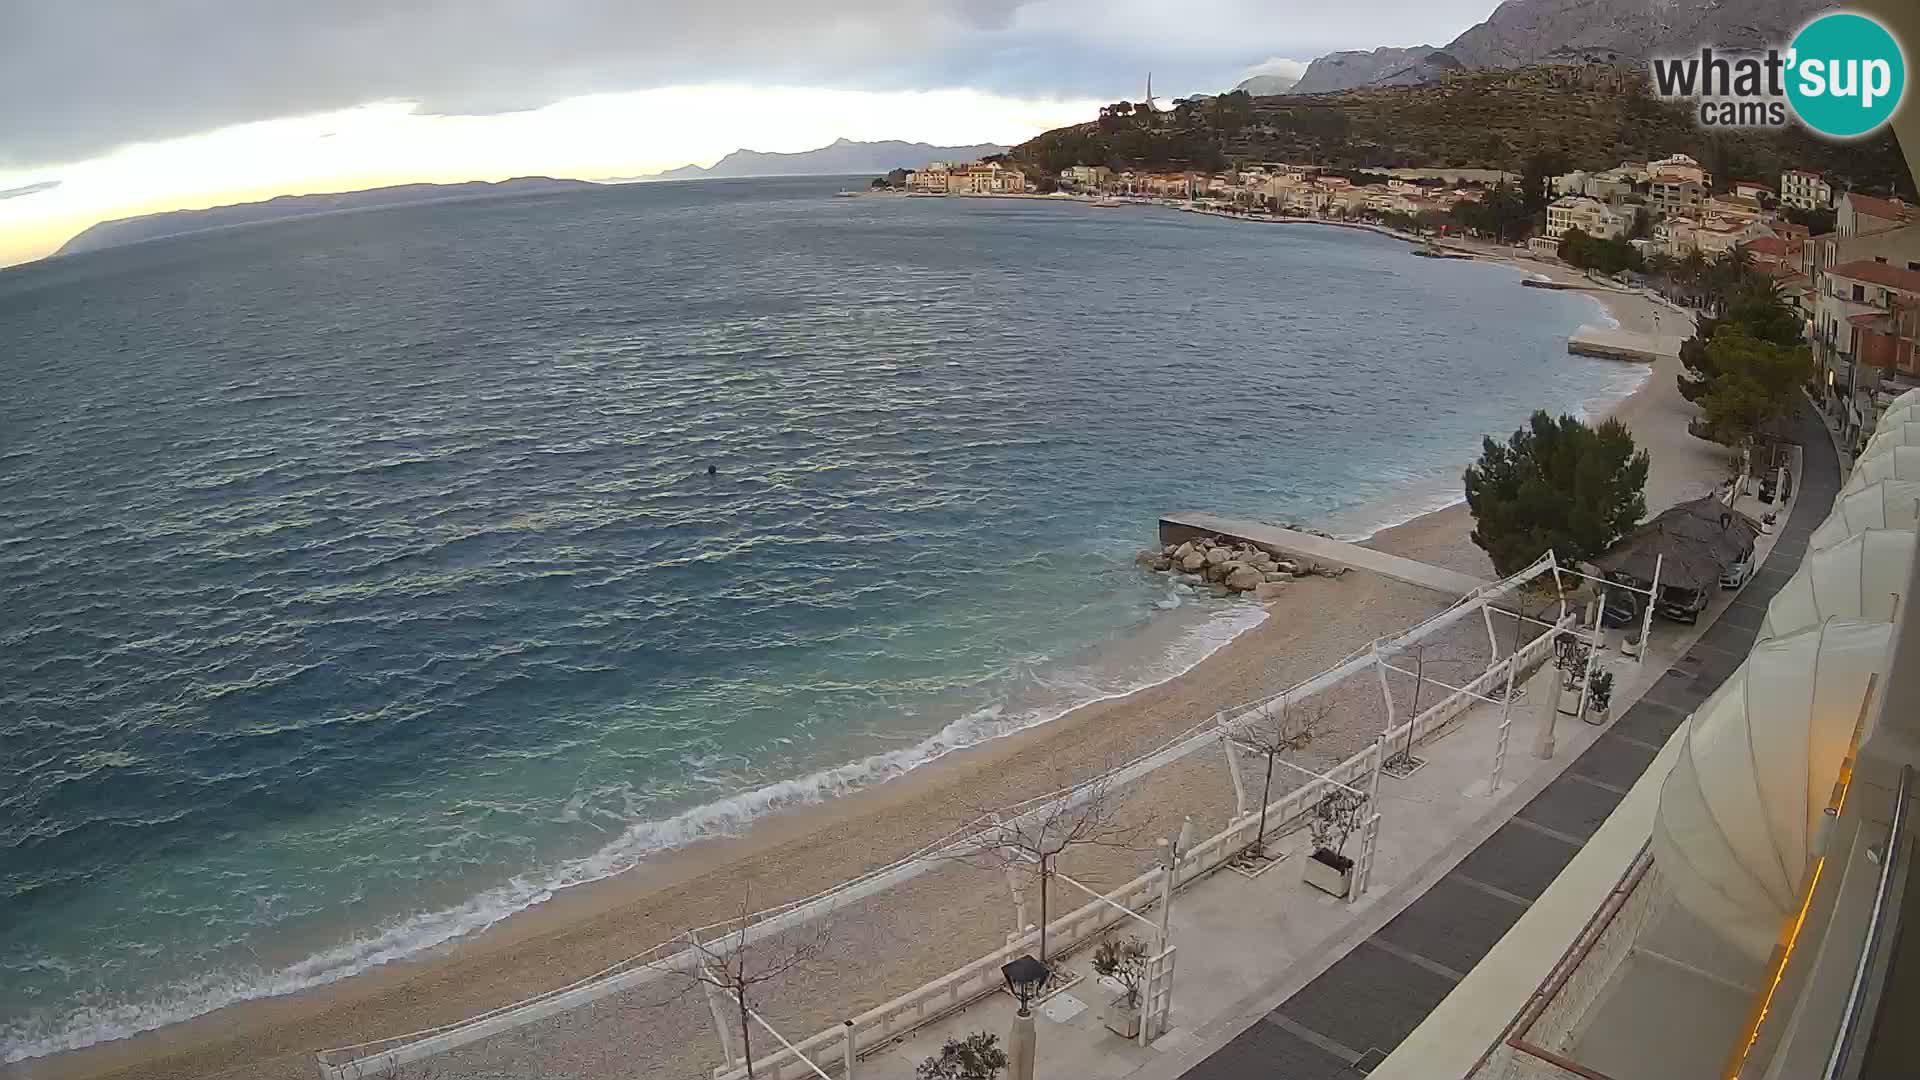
[0,0,1497,264]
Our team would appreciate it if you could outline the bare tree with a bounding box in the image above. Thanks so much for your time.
[1386,638,1470,766]
[1225,695,1332,856]
[656,887,835,1079]
[946,770,1146,972]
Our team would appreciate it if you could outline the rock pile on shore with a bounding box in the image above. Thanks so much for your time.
[1135,535,1327,600]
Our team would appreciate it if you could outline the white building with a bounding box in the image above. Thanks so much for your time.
[1781,168,1834,210]
[1060,165,1111,188]
[1546,196,1629,240]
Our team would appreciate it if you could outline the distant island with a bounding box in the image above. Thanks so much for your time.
[55,177,596,258]
[646,138,1010,181]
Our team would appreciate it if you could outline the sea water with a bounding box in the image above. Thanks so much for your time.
[0,176,1632,1059]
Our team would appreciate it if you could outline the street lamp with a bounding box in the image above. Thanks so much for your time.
[1001,954,1048,1080]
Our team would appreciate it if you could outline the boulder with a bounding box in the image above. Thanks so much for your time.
[1264,571,1294,583]
[1136,549,1168,569]
[1225,565,1265,592]
[1205,561,1231,583]
[1205,547,1231,566]
[1173,541,1197,561]
[1181,550,1207,572]
[1147,555,1172,571]
[1254,581,1289,600]
[1275,560,1300,575]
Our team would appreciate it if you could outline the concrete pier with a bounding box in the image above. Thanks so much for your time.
[1567,324,1685,363]
[1159,511,1491,596]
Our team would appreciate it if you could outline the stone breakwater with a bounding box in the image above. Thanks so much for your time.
[1135,533,1348,599]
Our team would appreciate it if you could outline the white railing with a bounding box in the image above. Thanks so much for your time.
[315,553,1566,1079]
[706,622,1568,1080]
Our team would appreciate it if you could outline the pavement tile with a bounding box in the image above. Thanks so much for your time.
[1455,822,1578,901]
[1611,698,1688,746]
[1517,776,1623,841]
[1184,1016,1355,1080]
[1573,733,1661,790]
[1275,941,1458,1058]
[1371,876,1526,976]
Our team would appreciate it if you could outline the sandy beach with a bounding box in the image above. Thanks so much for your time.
[4,232,1732,1080]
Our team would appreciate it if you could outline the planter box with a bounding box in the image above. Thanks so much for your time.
[1302,849,1354,898]
[1102,993,1142,1039]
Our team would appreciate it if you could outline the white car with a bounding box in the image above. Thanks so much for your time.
[1720,551,1753,589]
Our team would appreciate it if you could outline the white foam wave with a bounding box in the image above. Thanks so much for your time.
[2,603,1267,1064]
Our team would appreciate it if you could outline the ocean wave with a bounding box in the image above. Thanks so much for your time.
[0,602,1267,1063]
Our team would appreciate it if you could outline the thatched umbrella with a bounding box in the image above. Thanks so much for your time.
[1593,495,1761,594]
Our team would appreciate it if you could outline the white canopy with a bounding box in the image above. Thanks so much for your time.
[1843,445,1920,494]
[1652,618,1894,959]
[1808,480,1920,550]
[1877,402,1920,432]
[1759,530,1914,640]
[1863,422,1920,457]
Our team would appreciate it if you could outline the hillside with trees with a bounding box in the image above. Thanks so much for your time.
[1012,65,1914,199]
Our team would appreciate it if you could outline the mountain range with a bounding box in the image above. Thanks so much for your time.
[1233,73,1301,96]
[1282,0,1839,95]
[648,138,1008,181]
[55,177,595,258]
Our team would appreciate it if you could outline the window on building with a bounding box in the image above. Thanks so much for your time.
[1854,284,1867,302]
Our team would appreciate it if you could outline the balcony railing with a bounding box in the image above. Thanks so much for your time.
[1823,764,1913,1079]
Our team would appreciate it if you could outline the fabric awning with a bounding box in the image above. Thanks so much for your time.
[1809,479,1920,550]
[1652,619,1894,959]
[1760,529,1915,640]
[1844,445,1920,495]
[1863,421,1920,458]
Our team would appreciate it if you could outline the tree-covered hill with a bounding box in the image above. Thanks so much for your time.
[1013,65,1914,199]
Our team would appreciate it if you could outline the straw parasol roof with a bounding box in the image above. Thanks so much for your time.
[1593,495,1761,592]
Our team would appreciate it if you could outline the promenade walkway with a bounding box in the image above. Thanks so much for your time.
[1155,398,1839,1080]
[1159,513,1490,597]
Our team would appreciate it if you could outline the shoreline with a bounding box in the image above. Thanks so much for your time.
[5,220,1715,1080]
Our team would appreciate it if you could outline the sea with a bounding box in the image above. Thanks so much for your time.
[0,176,1642,1060]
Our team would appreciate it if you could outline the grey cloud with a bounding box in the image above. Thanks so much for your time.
[1,0,1488,167]
[0,179,60,199]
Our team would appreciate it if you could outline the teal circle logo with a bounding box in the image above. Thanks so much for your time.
[1786,12,1906,138]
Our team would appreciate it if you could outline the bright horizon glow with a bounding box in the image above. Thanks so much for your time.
[0,85,1102,267]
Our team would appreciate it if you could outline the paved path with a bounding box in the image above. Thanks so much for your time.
[1174,398,1840,1079]
[1159,513,1490,597]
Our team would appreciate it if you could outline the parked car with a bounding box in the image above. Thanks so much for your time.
[1601,580,1642,628]
[1658,584,1710,623]
[1720,548,1754,589]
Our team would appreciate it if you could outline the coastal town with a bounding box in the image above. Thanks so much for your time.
[892,151,1919,453]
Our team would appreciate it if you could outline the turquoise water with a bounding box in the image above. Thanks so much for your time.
[0,177,1634,1059]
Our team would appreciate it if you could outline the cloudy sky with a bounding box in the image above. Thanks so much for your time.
[0,0,1497,265]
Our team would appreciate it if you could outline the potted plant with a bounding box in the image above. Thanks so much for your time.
[1302,789,1366,897]
[1588,669,1614,723]
[918,1031,1008,1080]
[1091,936,1152,1038]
